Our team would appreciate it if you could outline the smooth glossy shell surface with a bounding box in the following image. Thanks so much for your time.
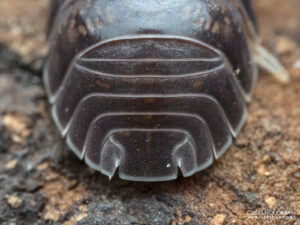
[45,0,258,181]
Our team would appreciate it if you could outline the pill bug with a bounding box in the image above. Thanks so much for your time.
[44,0,288,181]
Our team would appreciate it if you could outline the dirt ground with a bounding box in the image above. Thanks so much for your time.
[0,0,299,224]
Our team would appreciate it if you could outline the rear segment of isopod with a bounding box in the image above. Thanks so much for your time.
[44,0,257,181]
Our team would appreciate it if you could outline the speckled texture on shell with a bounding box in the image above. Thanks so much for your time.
[44,0,258,181]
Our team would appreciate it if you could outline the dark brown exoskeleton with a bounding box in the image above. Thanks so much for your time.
[44,0,288,181]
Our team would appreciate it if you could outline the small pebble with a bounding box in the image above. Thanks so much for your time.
[184,215,192,223]
[7,195,22,208]
[44,206,60,222]
[6,159,18,169]
[210,214,226,225]
[265,196,276,208]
